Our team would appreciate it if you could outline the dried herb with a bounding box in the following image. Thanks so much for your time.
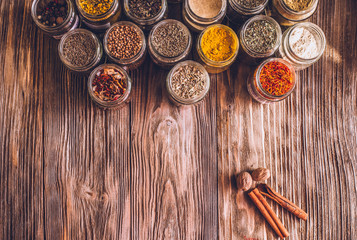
[245,20,277,53]
[78,0,113,15]
[92,68,127,101]
[235,0,265,8]
[128,0,162,19]
[37,0,68,27]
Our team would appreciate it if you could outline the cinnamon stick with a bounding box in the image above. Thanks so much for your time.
[257,184,308,221]
[248,188,289,239]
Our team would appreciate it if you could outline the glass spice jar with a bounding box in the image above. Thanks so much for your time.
[124,0,168,30]
[31,0,80,39]
[148,19,192,69]
[196,24,239,74]
[166,60,210,105]
[269,0,319,26]
[103,21,147,70]
[58,29,103,72]
[226,0,268,25]
[277,22,326,70]
[75,0,121,32]
[247,58,296,104]
[88,64,132,109]
[183,0,227,32]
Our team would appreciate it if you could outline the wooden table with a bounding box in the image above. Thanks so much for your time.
[1,0,356,239]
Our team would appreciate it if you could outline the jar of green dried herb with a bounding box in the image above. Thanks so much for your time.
[226,0,268,25]
[31,0,79,39]
[148,19,192,69]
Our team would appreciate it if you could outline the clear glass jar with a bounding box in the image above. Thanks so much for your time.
[239,15,282,63]
[166,60,210,105]
[270,0,318,26]
[183,0,227,32]
[196,24,239,74]
[148,19,192,69]
[88,64,132,109]
[124,0,168,30]
[75,0,121,32]
[247,58,296,104]
[226,0,268,25]
[31,0,80,39]
[103,21,147,70]
[277,22,326,70]
[58,29,103,72]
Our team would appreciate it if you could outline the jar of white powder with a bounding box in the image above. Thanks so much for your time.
[278,22,326,70]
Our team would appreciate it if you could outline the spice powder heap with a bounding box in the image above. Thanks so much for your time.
[37,0,68,27]
[283,0,314,11]
[245,20,277,53]
[289,26,318,59]
[259,61,294,96]
[78,0,113,15]
[128,0,162,19]
[92,68,127,101]
[107,25,142,59]
[188,0,222,18]
[171,64,206,100]
[152,22,189,58]
[235,0,265,8]
[201,26,237,62]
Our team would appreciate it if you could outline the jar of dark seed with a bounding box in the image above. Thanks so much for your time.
[183,0,227,32]
[88,64,132,109]
[31,0,80,39]
[239,15,282,64]
[148,19,192,69]
[166,60,210,105]
[104,21,147,70]
[226,0,268,25]
[58,29,103,72]
[75,0,121,32]
[124,0,168,30]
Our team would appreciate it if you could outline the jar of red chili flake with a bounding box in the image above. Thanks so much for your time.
[88,64,132,109]
[247,58,296,104]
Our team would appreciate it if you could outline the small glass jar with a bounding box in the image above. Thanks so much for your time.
[247,58,296,104]
[166,60,210,105]
[31,0,80,39]
[183,0,227,32]
[75,0,121,32]
[88,64,132,109]
[277,22,326,70]
[58,29,103,72]
[196,24,239,74]
[270,0,318,26]
[104,21,147,70]
[239,15,282,63]
[148,19,192,69]
[124,0,168,30]
[226,0,268,25]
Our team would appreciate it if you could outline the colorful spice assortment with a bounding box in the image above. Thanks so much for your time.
[107,24,142,59]
[128,0,162,19]
[78,0,113,15]
[37,0,68,27]
[92,68,127,101]
[188,0,223,18]
[245,20,278,53]
[259,60,294,96]
[235,0,265,8]
[283,0,314,11]
[201,25,238,62]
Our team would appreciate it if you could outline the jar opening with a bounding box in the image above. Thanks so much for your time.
[230,0,268,13]
[185,0,226,22]
[279,0,318,14]
[76,0,115,18]
[126,0,165,20]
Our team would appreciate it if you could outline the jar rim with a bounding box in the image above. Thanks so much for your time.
[229,0,268,14]
[184,0,227,22]
[124,0,167,22]
[75,0,117,20]
[277,0,318,15]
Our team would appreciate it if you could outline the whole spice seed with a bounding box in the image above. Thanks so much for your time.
[171,64,206,100]
[107,25,142,60]
[235,0,265,8]
[128,0,162,19]
[37,0,68,27]
[152,22,189,58]
[283,0,313,11]
[62,32,96,67]
[92,68,127,101]
[188,0,222,18]
[245,20,277,53]
[78,0,113,15]
[236,172,253,191]
[259,61,294,96]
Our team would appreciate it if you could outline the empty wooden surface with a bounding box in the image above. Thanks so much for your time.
[0,0,356,239]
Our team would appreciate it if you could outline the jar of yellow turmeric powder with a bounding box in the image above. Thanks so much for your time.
[76,0,121,32]
[196,24,239,73]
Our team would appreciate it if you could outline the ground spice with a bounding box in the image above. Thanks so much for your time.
[282,0,314,11]
[37,0,68,27]
[78,0,113,15]
[201,26,237,62]
[151,21,189,58]
[289,26,318,59]
[188,0,222,18]
[235,0,265,8]
[245,20,277,53]
[128,0,162,19]
[259,61,294,96]
[92,68,127,101]
[107,25,142,59]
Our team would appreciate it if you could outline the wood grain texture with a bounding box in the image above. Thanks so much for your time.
[0,0,356,239]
